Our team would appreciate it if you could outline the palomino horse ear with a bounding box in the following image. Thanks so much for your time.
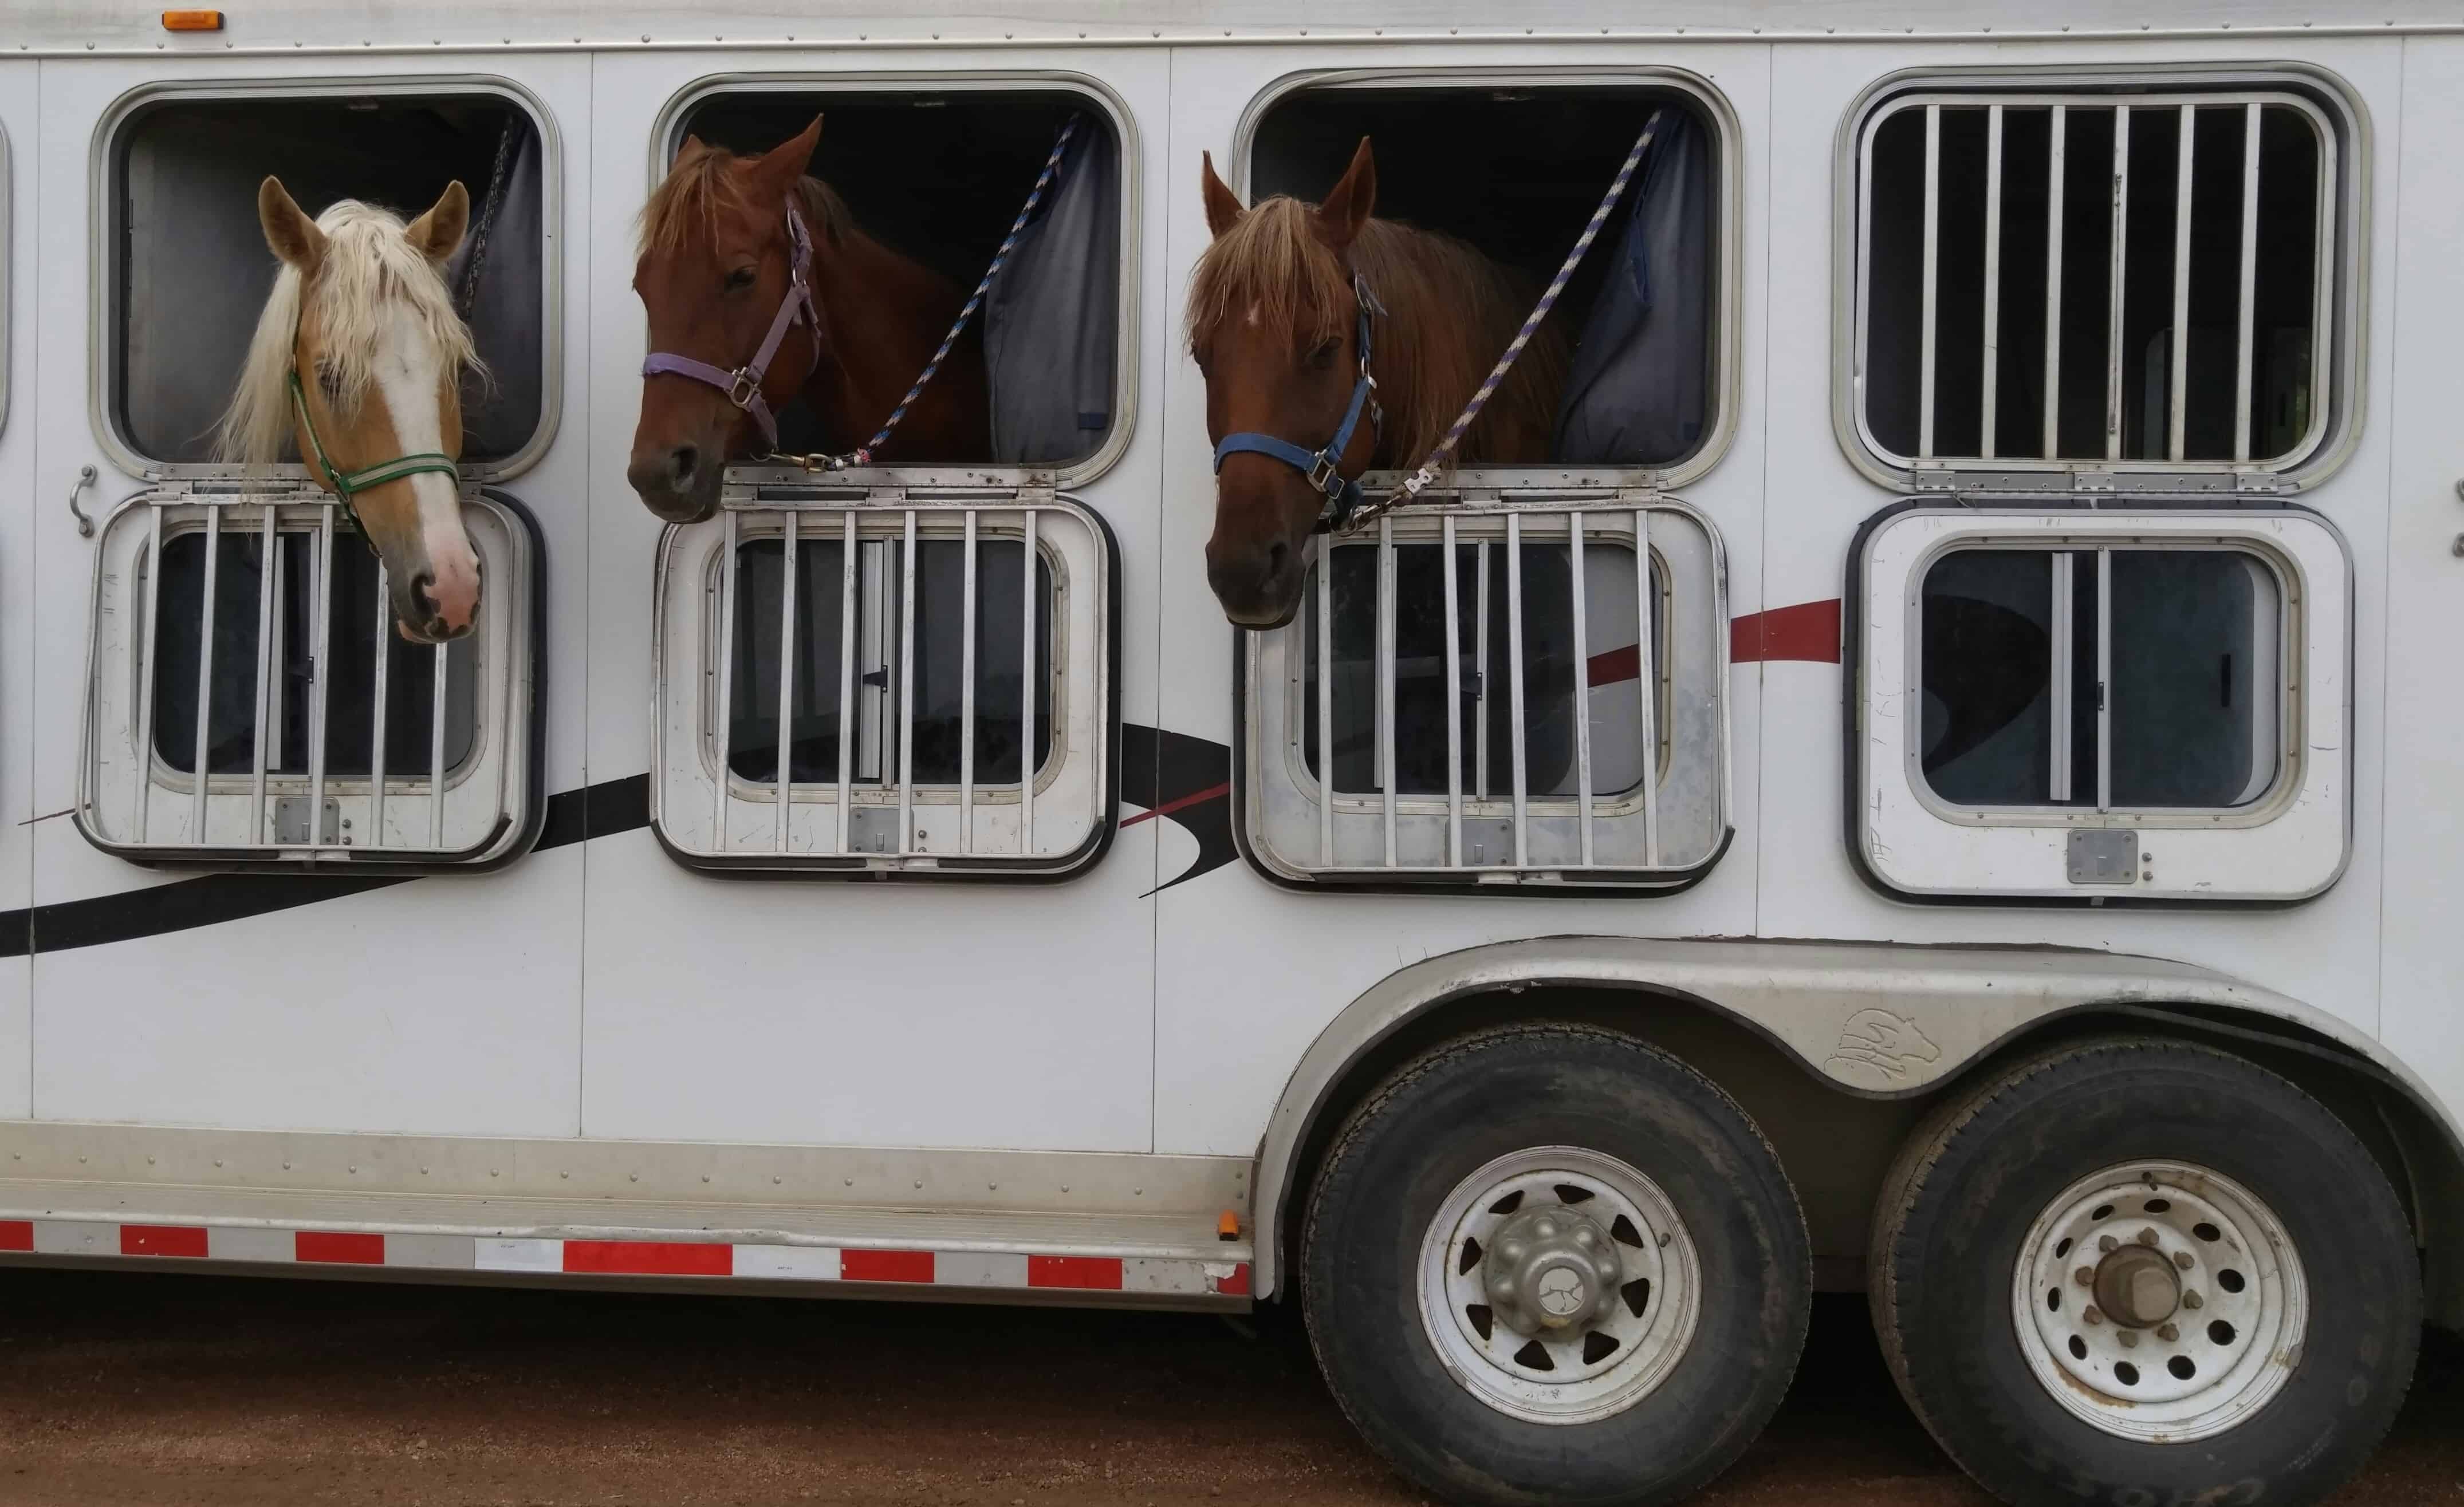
[257,176,328,274]
[1311,136,1377,252]
[1199,152,1246,239]
[756,115,825,195]
[406,180,471,265]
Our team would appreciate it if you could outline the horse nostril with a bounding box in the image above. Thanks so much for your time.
[670,445,699,488]
[1265,540,1290,580]
[410,571,440,618]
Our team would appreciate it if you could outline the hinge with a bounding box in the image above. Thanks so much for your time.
[2232,471,2286,495]
[1910,461,1962,494]
[2070,467,2117,494]
[1016,482,1060,507]
[1613,479,1664,507]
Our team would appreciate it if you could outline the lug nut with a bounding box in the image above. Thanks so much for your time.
[2157,1323,2180,1342]
[2099,1234,2120,1253]
[2173,1250,2194,1270]
[2183,1291,2204,1310]
[2118,1330,2139,1348]
[2138,1227,2160,1247]
[2075,1266,2096,1287]
[2084,1307,2104,1325]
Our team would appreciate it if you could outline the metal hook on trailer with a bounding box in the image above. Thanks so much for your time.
[66,465,97,539]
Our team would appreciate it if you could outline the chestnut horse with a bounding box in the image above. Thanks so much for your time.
[218,179,485,642]
[1187,139,1568,628]
[629,117,990,521]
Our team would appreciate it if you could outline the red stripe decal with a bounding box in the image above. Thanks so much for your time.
[1730,599,1842,665]
[295,1232,385,1266]
[0,1221,30,1253]
[1213,1263,1252,1298]
[562,1240,733,1277]
[120,1225,209,1258]
[1026,1256,1124,1291]
[1119,782,1231,829]
[840,1249,934,1284]
[1585,643,1641,686]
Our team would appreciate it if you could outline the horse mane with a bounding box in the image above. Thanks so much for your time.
[1186,196,1568,467]
[636,138,851,258]
[217,200,484,468]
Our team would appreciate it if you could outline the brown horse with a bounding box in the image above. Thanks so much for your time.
[629,117,990,521]
[1187,139,1568,628]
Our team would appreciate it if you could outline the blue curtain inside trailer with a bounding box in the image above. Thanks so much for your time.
[981,119,1120,467]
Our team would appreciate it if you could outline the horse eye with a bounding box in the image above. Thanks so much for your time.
[1307,338,1342,369]
[314,361,344,403]
[723,266,758,291]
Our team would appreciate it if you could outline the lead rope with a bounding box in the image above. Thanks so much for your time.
[772,115,1083,471]
[455,118,522,319]
[1341,108,1666,533]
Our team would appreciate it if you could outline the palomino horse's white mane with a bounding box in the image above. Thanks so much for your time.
[215,199,484,467]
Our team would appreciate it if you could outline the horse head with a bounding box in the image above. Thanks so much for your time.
[629,117,826,522]
[221,178,484,644]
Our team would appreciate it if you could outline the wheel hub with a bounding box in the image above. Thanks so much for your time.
[1482,1205,1624,1336]
[2091,1242,2182,1328]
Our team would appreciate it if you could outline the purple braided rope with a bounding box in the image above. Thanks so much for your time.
[843,115,1081,466]
[1353,108,1666,528]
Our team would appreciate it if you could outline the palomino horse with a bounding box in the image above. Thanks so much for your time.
[1187,139,1569,628]
[628,117,990,521]
[217,179,485,644]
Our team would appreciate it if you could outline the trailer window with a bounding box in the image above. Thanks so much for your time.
[1852,507,2349,904]
[1846,71,2360,482]
[666,85,1125,471]
[108,86,552,471]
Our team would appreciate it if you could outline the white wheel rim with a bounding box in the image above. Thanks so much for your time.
[2012,1160,2306,1443]
[1415,1146,1702,1425]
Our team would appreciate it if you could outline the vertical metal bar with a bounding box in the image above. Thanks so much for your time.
[191,505,221,841]
[1315,533,1334,869]
[1376,516,1397,868]
[1567,513,1594,867]
[1981,104,2004,459]
[2095,547,2113,812]
[959,511,977,855]
[1019,508,1037,855]
[2234,101,2261,462]
[2044,104,2068,459]
[773,511,798,853]
[835,511,857,854]
[1505,513,1529,869]
[369,559,390,850]
[710,508,738,854]
[1919,104,1941,459]
[248,504,277,845]
[1474,542,1491,803]
[896,509,917,855]
[310,505,334,845]
[1634,511,1659,866]
[2049,551,2074,803]
[2105,105,2131,463]
[2169,104,2196,463]
[426,643,445,850]
[1441,515,1463,869]
[133,507,164,843]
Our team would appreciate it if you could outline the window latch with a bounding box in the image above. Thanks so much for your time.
[859,668,889,689]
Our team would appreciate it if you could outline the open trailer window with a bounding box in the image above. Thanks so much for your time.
[652,494,1116,878]
[106,81,553,472]
[1241,503,1726,889]
[1843,68,2363,486]
[1851,506,2350,904]
[660,81,1127,472]
[1242,72,1734,483]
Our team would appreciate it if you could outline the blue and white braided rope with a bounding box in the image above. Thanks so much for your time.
[1351,108,1666,529]
[818,115,1081,469]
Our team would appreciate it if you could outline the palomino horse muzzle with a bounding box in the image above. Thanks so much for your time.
[640,198,820,452]
[1210,273,1386,534]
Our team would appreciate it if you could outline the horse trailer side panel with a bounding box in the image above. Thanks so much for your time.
[0,62,33,1121]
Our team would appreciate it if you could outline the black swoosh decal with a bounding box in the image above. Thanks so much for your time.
[1120,723,1236,895]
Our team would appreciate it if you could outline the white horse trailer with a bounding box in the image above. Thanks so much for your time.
[1,3,2459,1503]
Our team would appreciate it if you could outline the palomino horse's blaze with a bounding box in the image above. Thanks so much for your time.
[628,117,990,522]
[1186,139,1570,628]
[217,178,485,644]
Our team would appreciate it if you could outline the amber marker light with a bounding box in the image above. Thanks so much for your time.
[161,10,226,30]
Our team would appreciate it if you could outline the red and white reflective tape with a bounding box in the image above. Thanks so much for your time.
[0,1220,1251,1299]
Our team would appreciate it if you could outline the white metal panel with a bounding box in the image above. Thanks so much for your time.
[0,62,37,1118]
[2377,34,2464,1135]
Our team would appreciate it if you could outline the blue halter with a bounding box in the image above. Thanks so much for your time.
[1212,274,1386,533]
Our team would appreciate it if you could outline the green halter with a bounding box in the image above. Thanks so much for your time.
[286,366,462,532]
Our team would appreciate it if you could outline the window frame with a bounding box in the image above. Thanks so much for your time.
[74,486,546,872]
[1238,496,1731,893]
[0,113,12,441]
[1831,62,2370,494]
[1228,65,1745,501]
[1848,502,2353,905]
[89,73,565,483]
[650,70,1142,492]
[650,486,1119,881]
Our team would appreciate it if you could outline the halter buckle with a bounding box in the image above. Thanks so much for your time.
[726,368,762,408]
[1307,453,1341,498]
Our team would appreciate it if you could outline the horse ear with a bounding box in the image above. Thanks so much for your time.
[257,176,327,274]
[757,115,825,196]
[406,180,470,264]
[1199,152,1246,239]
[1311,136,1377,251]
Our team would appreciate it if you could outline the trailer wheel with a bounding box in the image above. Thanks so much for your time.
[1871,1039,2420,1507]
[1301,1024,1809,1507]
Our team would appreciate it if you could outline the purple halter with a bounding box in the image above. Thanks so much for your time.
[639,198,819,451]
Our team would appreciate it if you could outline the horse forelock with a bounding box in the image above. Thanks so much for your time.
[637,141,848,261]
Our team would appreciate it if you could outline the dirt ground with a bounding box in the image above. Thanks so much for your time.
[0,1268,2451,1506]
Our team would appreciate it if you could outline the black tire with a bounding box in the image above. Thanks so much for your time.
[1871,1037,2420,1507]
[1301,1024,1810,1507]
